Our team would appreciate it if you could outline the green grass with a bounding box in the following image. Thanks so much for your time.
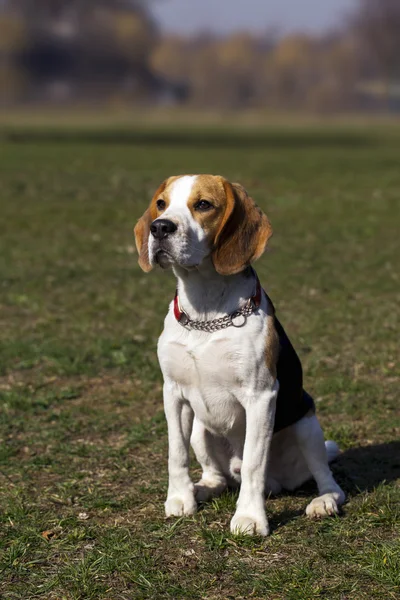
[0,123,399,599]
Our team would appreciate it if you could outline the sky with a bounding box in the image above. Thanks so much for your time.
[152,0,357,35]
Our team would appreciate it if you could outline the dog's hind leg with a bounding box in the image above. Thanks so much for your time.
[191,418,228,502]
[294,413,345,517]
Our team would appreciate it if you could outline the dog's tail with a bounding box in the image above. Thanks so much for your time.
[325,440,340,463]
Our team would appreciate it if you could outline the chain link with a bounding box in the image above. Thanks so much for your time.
[178,300,256,332]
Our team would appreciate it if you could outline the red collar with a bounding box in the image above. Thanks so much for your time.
[174,272,263,325]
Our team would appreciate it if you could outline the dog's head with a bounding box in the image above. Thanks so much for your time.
[134,175,272,275]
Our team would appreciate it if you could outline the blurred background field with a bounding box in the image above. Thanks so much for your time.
[1,0,400,117]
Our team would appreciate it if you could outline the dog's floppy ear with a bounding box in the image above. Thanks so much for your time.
[134,208,153,272]
[134,180,167,273]
[212,180,273,276]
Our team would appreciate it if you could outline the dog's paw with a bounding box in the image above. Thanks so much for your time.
[230,513,269,536]
[194,476,227,502]
[306,492,343,518]
[165,493,197,517]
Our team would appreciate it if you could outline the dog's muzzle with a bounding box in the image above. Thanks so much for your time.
[150,219,177,240]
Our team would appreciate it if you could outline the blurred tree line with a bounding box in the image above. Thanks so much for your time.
[0,0,183,105]
[1,0,400,112]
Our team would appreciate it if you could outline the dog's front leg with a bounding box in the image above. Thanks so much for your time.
[231,383,278,536]
[164,382,197,517]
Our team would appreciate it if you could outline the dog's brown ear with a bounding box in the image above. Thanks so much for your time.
[134,208,153,272]
[134,180,167,272]
[212,181,272,276]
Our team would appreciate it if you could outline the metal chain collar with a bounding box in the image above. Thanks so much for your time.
[178,298,256,332]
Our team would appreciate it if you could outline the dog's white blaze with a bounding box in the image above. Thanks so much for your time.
[151,174,208,268]
[149,175,208,268]
[166,175,197,218]
[162,175,197,221]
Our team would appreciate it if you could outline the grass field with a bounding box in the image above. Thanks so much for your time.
[0,122,399,599]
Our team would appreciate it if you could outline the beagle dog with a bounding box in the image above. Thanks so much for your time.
[134,175,345,536]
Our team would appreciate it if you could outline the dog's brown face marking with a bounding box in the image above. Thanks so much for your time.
[186,175,227,240]
[151,175,181,218]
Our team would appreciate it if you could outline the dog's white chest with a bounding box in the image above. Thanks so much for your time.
[158,313,268,435]
[160,337,243,433]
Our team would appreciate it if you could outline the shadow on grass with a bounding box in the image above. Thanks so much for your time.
[204,440,400,533]
[268,506,305,532]
[274,441,400,503]
[1,127,378,149]
[332,440,400,495]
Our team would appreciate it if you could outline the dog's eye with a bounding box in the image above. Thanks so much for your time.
[194,200,213,212]
[156,199,166,211]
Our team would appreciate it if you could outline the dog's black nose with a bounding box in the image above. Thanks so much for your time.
[150,219,177,240]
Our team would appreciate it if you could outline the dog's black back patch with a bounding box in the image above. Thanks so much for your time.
[272,314,315,433]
